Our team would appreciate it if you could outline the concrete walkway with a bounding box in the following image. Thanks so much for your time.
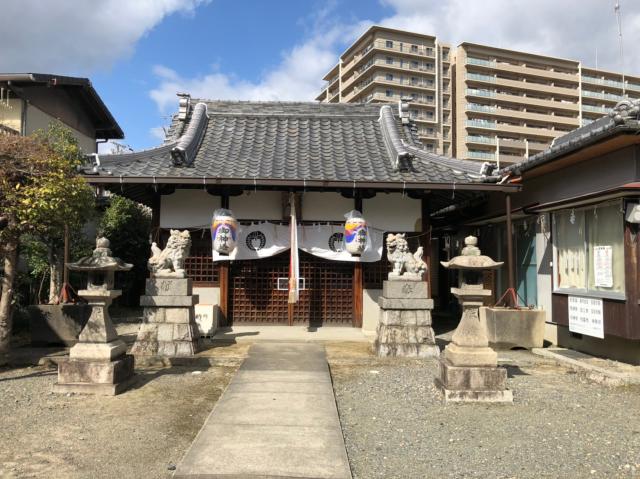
[212,325,372,343]
[174,342,352,479]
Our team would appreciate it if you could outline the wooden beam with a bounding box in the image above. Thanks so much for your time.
[421,196,432,298]
[219,263,229,326]
[353,262,363,328]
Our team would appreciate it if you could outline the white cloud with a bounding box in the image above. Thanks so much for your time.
[149,21,369,113]
[379,0,640,74]
[0,0,209,72]
[148,0,640,116]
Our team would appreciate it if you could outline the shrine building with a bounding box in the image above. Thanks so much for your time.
[83,97,516,331]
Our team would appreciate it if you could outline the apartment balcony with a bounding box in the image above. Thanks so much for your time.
[466,119,497,129]
[491,123,563,138]
[581,75,624,90]
[466,88,496,98]
[467,135,496,145]
[342,59,436,90]
[342,40,436,75]
[465,103,579,126]
[315,88,328,102]
[466,57,579,83]
[581,104,610,115]
[467,150,496,160]
[417,131,439,139]
[467,74,580,97]
[494,92,579,113]
[412,114,438,123]
[581,89,625,102]
[499,138,549,151]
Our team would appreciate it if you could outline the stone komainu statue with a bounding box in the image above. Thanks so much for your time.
[386,233,427,280]
[148,229,192,278]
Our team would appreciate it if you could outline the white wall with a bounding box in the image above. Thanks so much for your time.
[363,193,421,232]
[363,288,382,334]
[160,189,221,228]
[302,192,354,221]
[536,213,554,340]
[230,191,282,220]
[25,104,96,153]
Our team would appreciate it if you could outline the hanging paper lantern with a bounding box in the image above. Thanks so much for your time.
[344,210,368,256]
[211,208,238,255]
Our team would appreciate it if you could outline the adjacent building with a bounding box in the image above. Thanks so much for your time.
[0,73,123,151]
[319,26,640,165]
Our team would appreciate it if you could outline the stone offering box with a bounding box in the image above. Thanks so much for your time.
[480,306,546,350]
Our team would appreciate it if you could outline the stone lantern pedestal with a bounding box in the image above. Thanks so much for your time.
[53,238,134,396]
[435,236,513,403]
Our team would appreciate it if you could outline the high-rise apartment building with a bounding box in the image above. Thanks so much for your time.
[318,26,640,164]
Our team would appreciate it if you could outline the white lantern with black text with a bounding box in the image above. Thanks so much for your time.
[344,210,368,256]
[211,208,238,255]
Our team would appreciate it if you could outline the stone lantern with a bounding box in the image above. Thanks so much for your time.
[435,236,513,402]
[53,237,134,395]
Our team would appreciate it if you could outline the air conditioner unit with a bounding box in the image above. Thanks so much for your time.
[625,203,640,223]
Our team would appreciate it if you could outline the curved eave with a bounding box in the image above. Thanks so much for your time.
[83,174,519,192]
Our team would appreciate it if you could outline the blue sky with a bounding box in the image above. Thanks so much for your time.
[90,0,389,150]
[3,0,640,151]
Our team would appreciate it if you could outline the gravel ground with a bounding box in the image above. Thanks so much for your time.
[0,361,240,478]
[329,349,640,479]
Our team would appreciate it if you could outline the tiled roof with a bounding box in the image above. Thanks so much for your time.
[503,99,640,176]
[88,100,492,186]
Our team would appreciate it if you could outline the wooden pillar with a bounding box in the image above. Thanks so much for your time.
[353,193,363,327]
[150,192,161,243]
[219,194,230,325]
[421,196,432,298]
[505,193,515,293]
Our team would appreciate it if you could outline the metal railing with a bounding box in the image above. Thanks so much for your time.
[467,73,495,82]
[581,90,624,101]
[466,57,496,68]
[467,103,496,113]
[466,119,497,129]
[466,88,496,98]
[467,135,496,144]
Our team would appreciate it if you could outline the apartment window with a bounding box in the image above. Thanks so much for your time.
[385,89,394,97]
[426,79,434,86]
[411,60,419,68]
[426,111,434,118]
[410,92,418,100]
[411,76,418,85]
[386,40,393,48]
[426,47,433,55]
[426,63,434,70]
[411,45,418,53]
[386,56,394,65]
[386,73,394,81]
[425,143,434,151]
[553,202,625,297]
[426,95,434,102]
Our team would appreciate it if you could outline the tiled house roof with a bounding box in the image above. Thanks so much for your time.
[87,100,500,189]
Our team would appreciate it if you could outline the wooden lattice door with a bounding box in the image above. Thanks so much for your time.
[228,251,354,326]
[295,252,354,326]
[229,253,290,324]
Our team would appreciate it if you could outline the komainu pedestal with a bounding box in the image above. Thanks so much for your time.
[374,280,440,358]
[131,278,199,357]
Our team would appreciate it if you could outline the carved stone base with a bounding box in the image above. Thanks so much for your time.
[374,280,439,358]
[435,359,512,403]
[131,279,199,358]
[54,355,134,396]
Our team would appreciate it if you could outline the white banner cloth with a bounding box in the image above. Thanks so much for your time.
[298,224,384,262]
[212,223,384,263]
[211,222,289,261]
